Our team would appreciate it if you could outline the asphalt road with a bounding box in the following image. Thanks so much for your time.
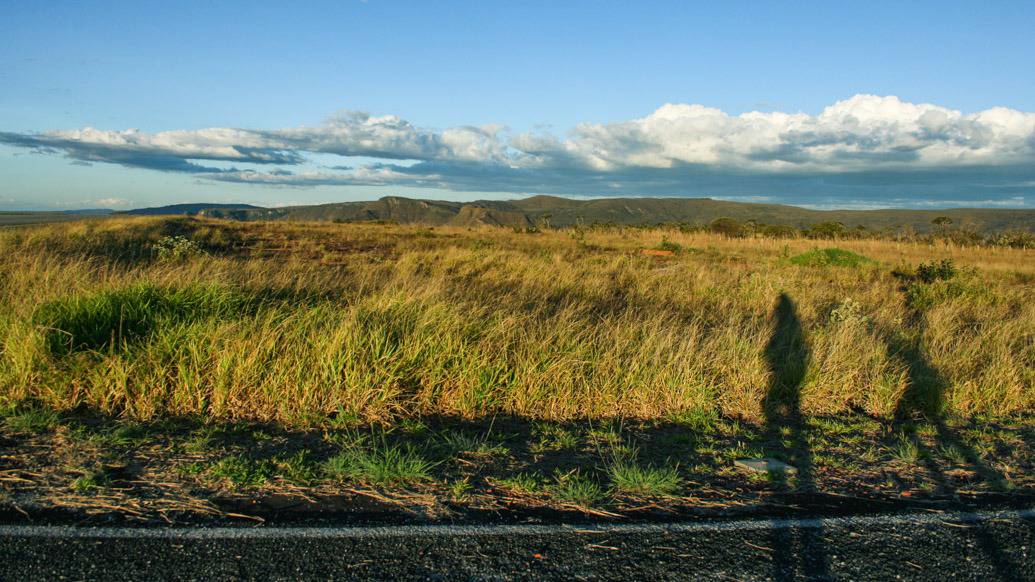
[2,508,1033,581]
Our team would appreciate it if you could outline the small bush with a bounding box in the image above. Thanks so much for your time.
[915,259,957,283]
[789,248,872,268]
[655,238,683,254]
[153,235,206,262]
[806,221,848,239]
[829,297,870,326]
[904,278,986,311]
[709,217,747,238]
[989,230,1035,249]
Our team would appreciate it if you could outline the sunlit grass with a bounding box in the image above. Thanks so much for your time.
[0,216,1032,426]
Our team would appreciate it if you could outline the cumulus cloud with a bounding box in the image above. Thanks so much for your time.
[2,95,1034,203]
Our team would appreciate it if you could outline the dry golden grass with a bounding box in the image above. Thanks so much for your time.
[0,216,1032,425]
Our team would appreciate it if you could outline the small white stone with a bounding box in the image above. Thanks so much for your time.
[734,458,797,474]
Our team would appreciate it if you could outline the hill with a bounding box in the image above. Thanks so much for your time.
[120,203,263,216]
[122,196,1035,233]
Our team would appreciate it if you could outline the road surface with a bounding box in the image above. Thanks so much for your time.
[1,508,1033,580]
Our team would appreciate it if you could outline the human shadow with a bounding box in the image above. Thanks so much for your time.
[886,328,1007,491]
[762,293,830,580]
[884,322,1019,578]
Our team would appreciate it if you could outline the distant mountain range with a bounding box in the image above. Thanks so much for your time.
[118,196,1035,233]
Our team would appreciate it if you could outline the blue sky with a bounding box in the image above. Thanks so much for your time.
[2,0,1034,210]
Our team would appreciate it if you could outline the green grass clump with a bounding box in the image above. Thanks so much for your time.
[85,422,151,447]
[274,451,320,485]
[436,431,508,457]
[209,455,277,487]
[666,407,719,433]
[2,405,60,433]
[324,442,433,486]
[607,462,681,496]
[72,470,111,492]
[33,283,257,355]
[891,435,922,464]
[497,472,543,494]
[548,470,606,506]
[654,239,684,254]
[789,248,872,268]
[531,424,579,452]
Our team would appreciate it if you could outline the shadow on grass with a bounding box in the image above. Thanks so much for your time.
[883,319,1020,579]
[762,293,830,580]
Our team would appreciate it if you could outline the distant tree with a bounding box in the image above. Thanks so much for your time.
[932,216,953,229]
[758,224,800,238]
[807,221,847,239]
[709,217,747,238]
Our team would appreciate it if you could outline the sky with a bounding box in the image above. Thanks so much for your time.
[1,0,1034,211]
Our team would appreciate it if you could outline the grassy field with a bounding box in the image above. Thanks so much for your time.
[0,216,1032,519]
[2,216,1032,422]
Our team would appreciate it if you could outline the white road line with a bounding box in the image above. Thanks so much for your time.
[1,508,1033,540]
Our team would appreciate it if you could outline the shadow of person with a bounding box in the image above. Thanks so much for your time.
[884,325,1018,578]
[762,293,829,580]
[885,329,1006,490]
[763,294,811,478]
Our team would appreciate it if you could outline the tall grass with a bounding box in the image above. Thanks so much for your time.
[0,217,1032,424]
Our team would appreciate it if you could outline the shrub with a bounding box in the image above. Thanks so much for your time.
[828,297,870,325]
[709,217,747,238]
[806,221,848,239]
[153,235,206,262]
[934,228,984,247]
[904,278,987,312]
[789,248,872,268]
[915,259,957,283]
[989,230,1035,249]
[758,224,800,238]
[655,238,683,254]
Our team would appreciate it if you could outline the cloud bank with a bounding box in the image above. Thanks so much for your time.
[3,95,1034,204]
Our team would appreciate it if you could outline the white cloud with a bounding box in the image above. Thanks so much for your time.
[2,94,1034,201]
[541,95,1035,172]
